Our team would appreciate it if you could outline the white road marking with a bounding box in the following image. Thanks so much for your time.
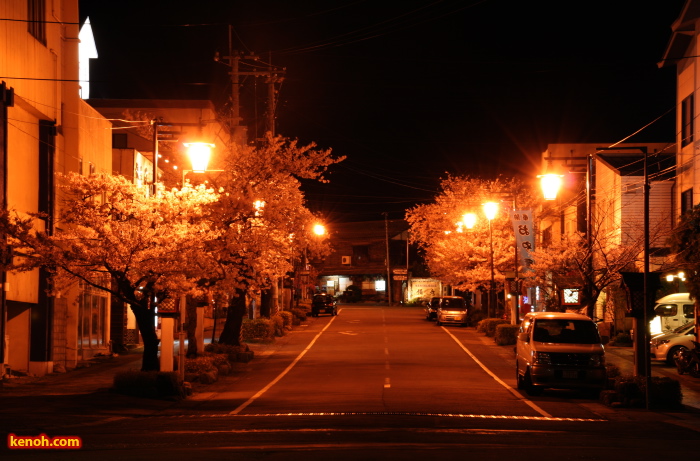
[228,314,338,415]
[441,326,553,418]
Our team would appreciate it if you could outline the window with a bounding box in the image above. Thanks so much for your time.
[352,245,369,264]
[682,94,694,147]
[112,133,128,149]
[38,120,55,230]
[681,188,694,214]
[78,277,109,349]
[27,0,46,45]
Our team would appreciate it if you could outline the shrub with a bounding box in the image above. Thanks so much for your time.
[271,314,286,337]
[494,324,519,345]
[242,318,275,341]
[605,363,621,379]
[185,355,215,374]
[610,332,633,347]
[607,375,683,410]
[290,308,307,322]
[278,311,294,329]
[478,318,510,337]
[204,342,246,362]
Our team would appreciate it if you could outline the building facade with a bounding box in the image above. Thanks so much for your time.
[538,143,676,327]
[1,1,112,375]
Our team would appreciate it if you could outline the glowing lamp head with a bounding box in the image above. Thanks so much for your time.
[184,142,215,173]
[540,173,563,201]
[463,213,477,229]
[483,202,498,221]
[313,224,326,236]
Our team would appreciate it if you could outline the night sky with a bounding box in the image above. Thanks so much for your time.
[79,0,686,222]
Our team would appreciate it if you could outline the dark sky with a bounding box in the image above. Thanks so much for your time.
[79,0,686,222]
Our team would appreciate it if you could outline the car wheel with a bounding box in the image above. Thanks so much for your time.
[524,369,543,396]
[668,346,688,366]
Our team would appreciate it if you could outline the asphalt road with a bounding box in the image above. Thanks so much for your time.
[2,305,700,460]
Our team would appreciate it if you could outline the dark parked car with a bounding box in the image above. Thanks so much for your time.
[311,294,338,317]
[425,297,442,320]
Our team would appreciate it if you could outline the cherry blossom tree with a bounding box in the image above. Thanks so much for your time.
[194,134,342,346]
[0,173,219,371]
[406,176,538,304]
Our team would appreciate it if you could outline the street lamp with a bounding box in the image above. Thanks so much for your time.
[483,202,498,318]
[463,213,477,230]
[184,142,215,172]
[539,173,563,201]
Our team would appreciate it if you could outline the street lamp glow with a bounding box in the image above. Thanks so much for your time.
[483,202,498,220]
[463,213,477,229]
[540,173,563,201]
[184,142,215,173]
[313,223,326,236]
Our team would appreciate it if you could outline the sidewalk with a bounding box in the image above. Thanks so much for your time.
[605,345,700,411]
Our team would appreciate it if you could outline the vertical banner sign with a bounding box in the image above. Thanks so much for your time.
[510,210,535,270]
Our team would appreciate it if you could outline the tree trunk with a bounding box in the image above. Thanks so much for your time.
[186,296,198,357]
[218,288,247,346]
[260,288,272,318]
[130,302,160,371]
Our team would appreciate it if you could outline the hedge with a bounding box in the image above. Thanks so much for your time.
[477,318,510,337]
[494,324,519,345]
[242,318,276,341]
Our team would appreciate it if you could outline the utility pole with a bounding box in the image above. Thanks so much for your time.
[215,26,285,146]
[384,213,392,306]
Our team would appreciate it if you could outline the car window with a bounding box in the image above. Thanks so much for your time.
[683,304,695,319]
[654,304,678,317]
[441,298,465,309]
[533,319,601,344]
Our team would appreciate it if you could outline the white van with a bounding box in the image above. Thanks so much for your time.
[516,312,607,396]
[650,293,694,335]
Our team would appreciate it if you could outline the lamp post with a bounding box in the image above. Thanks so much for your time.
[293,222,326,307]
[540,147,652,409]
[152,120,215,375]
[483,202,498,318]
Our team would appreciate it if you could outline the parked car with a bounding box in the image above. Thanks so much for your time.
[650,320,696,365]
[515,312,607,396]
[425,297,441,320]
[649,293,694,335]
[436,296,469,327]
[311,294,338,317]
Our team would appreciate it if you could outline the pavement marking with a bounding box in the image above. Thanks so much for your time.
[228,314,339,415]
[166,412,604,422]
[441,326,553,418]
